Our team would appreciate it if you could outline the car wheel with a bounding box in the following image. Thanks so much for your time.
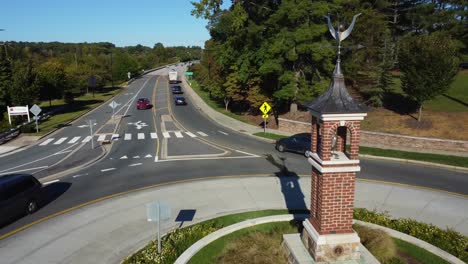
[277,144,285,152]
[26,200,38,214]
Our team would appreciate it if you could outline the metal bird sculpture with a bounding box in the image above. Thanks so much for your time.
[324,13,361,59]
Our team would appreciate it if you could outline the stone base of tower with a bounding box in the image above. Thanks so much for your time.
[301,219,360,263]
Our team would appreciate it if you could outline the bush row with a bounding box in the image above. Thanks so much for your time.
[354,208,468,262]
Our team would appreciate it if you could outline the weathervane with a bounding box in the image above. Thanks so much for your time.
[324,13,361,61]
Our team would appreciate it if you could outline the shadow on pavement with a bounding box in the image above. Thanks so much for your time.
[41,181,72,206]
[265,154,309,220]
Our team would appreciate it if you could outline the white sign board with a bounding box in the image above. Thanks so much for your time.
[127,72,131,79]
[109,101,119,109]
[30,104,42,116]
[7,105,30,125]
[146,201,171,222]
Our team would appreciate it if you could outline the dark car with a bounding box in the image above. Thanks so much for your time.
[175,96,187,105]
[276,133,311,156]
[172,86,183,94]
[0,174,42,226]
[136,98,151,110]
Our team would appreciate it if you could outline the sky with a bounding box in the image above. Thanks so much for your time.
[0,0,231,48]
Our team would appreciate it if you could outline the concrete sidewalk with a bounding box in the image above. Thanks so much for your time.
[0,176,466,264]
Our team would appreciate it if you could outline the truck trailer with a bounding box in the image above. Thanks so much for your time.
[169,70,178,84]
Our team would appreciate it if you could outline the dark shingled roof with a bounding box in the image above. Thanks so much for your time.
[305,61,367,114]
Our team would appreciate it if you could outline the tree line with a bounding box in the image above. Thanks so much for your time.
[0,42,201,124]
[189,0,466,120]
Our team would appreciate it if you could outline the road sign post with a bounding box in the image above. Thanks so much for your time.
[88,119,96,149]
[146,201,171,254]
[109,101,119,120]
[30,104,42,133]
[259,102,271,134]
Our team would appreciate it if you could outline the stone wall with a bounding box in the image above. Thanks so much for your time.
[278,118,468,157]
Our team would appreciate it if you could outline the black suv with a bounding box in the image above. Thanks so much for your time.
[172,85,183,94]
[0,174,42,226]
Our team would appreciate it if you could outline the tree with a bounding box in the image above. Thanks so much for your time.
[0,54,12,115]
[37,59,67,107]
[10,61,39,106]
[399,32,459,121]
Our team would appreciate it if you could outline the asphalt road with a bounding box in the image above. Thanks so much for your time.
[0,64,466,237]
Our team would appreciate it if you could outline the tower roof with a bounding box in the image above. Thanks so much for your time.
[305,61,366,115]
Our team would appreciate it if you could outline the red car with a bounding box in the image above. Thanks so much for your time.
[136,98,151,110]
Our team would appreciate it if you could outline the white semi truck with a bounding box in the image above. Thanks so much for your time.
[169,70,178,84]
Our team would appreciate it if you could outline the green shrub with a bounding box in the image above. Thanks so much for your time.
[354,208,468,262]
[354,224,397,262]
[123,223,217,264]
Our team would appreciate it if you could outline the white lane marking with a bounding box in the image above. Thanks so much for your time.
[124,133,132,140]
[54,137,68,145]
[55,150,72,155]
[115,77,151,117]
[0,166,49,176]
[145,154,152,158]
[97,135,107,142]
[129,163,142,167]
[185,132,197,138]
[120,155,128,159]
[82,136,92,143]
[174,131,183,138]
[72,173,88,178]
[43,179,59,185]
[235,150,260,157]
[197,131,208,137]
[138,133,145,140]
[162,132,170,138]
[111,134,120,141]
[154,156,159,162]
[133,155,140,159]
[101,168,116,172]
[68,136,81,144]
[218,131,229,135]
[150,132,158,139]
[39,138,55,146]
[0,143,77,174]
[158,156,260,162]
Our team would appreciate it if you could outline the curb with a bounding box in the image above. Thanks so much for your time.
[359,154,468,172]
[354,220,465,264]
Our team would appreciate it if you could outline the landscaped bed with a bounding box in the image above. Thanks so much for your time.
[123,209,467,264]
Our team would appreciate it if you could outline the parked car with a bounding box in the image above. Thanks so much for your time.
[0,174,42,226]
[172,86,183,94]
[136,98,151,110]
[276,133,311,156]
[175,96,187,105]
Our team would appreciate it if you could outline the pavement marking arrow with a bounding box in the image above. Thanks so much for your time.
[127,120,148,130]
[133,155,140,159]
[145,154,152,158]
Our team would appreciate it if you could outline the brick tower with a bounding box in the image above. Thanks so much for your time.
[301,59,367,262]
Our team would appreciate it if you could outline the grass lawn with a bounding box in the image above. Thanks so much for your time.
[394,238,450,264]
[253,132,286,141]
[189,221,296,264]
[31,86,122,136]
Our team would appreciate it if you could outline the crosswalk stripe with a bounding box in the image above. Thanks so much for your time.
[150,132,158,139]
[97,135,106,142]
[111,134,119,140]
[162,132,170,138]
[185,132,197,138]
[175,131,183,138]
[39,138,54,146]
[68,136,81,144]
[197,131,208,137]
[54,137,68,145]
[138,133,145,140]
[82,136,92,143]
[124,133,132,140]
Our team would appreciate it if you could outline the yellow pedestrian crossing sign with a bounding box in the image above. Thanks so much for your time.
[260,102,271,114]
[262,114,268,119]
